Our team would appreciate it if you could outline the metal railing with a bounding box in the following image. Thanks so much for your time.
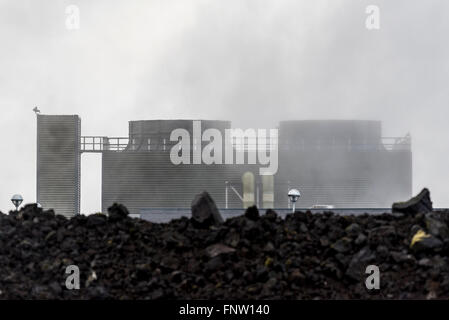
[80,136,411,153]
[280,137,411,152]
[80,136,129,153]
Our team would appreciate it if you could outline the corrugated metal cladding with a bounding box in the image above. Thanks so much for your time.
[102,119,412,213]
[274,150,412,208]
[102,119,258,214]
[275,120,412,208]
[36,115,412,215]
[102,151,258,214]
[37,115,80,217]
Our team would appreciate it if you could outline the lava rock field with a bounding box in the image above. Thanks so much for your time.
[1,194,449,299]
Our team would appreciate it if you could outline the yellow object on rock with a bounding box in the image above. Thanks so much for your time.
[410,229,431,248]
[265,257,274,267]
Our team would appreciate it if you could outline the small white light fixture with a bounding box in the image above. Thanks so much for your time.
[288,189,301,213]
[11,194,23,211]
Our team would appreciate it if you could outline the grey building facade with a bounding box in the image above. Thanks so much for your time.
[101,120,258,214]
[36,115,412,216]
[274,120,412,208]
[37,114,81,217]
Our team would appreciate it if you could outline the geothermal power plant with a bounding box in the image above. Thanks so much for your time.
[36,114,412,217]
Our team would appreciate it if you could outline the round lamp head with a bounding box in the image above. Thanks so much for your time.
[11,194,23,209]
[288,189,301,203]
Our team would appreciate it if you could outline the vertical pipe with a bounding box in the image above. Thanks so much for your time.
[242,172,255,209]
[225,181,228,209]
[262,175,274,209]
[256,184,259,208]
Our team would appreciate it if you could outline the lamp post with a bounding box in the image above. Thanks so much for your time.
[287,189,300,213]
[11,194,23,211]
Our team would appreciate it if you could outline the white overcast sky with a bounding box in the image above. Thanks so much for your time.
[0,0,448,213]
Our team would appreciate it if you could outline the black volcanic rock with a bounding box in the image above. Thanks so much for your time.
[425,213,449,239]
[191,191,223,227]
[205,243,236,258]
[1,199,449,299]
[107,203,129,221]
[392,188,433,215]
[346,246,376,281]
[244,205,260,221]
[86,214,107,227]
[331,237,353,253]
[20,203,43,220]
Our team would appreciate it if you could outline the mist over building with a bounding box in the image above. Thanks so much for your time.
[36,114,412,217]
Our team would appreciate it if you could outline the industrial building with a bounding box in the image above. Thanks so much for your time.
[36,114,412,217]
[37,115,81,217]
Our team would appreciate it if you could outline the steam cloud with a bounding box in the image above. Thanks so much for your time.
[0,0,448,213]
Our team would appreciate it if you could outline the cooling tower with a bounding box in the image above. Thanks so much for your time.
[101,120,259,214]
[275,120,412,207]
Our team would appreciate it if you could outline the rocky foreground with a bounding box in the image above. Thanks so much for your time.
[0,190,449,299]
